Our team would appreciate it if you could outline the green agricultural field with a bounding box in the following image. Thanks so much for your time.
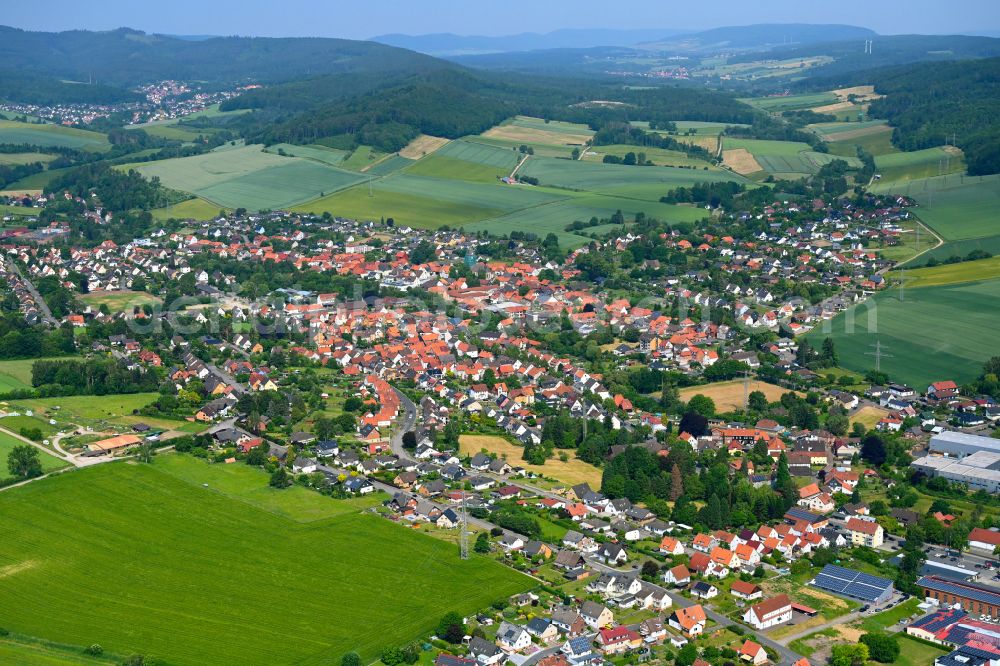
[7,393,161,430]
[341,145,389,171]
[365,155,414,176]
[376,173,563,210]
[294,183,505,228]
[806,278,1000,386]
[518,156,740,199]
[872,173,1000,242]
[466,195,704,249]
[897,255,1000,288]
[0,120,108,151]
[0,152,57,166]
[582,144,710,168]
[405,139,518,182]
[471,135,574,159]
[263,143,349,166]
[0,203,40,220]
[297,171,568,227]
[150,197,223,222]
[740,92,838,112]
[405,155,511,183]
[80,291,161,313]
[6,165,74,191]
[0,457,532,664]
[725,138,814,156]
[138,124,206,142]
[0,636,113,665]
[912,235,1000,267]
[874,146,965,184]
[0,430,67,473]
[826,127,899,157]
[434,139,519,168]
[508,116,594,136]
[135,145,367,210]
[0,357,78,392]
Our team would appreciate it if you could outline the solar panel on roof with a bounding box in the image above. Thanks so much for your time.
[812,564,892,601]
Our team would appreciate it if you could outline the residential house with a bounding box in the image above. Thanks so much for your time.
[743,594,792,630]
[846,517,884,548]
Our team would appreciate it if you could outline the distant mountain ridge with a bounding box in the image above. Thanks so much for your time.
[372,28,691,56]
[0,25,448,88]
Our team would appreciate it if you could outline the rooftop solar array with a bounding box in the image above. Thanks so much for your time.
[812,564,893,602]
[919,576,1000,607]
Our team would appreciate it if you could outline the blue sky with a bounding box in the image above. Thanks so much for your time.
[4,0,999,39]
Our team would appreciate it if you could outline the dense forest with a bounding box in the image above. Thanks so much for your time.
[31,358,160,396]
[45,163,171,213]
[862,57,1000,175]
[0,26,449,88]
[228,66,756,152]
[0,69,140,105]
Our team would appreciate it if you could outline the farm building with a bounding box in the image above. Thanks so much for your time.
[87,433,142,454]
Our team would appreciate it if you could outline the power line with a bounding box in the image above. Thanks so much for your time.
[459,489,469,560]
[866,339,893,373]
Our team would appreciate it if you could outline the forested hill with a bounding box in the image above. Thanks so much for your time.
[0,70,141,105]
[862,57,1000,175]
[0,25,451,87]
[228,68,757,153]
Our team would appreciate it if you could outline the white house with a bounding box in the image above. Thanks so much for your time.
[743,594,792,630]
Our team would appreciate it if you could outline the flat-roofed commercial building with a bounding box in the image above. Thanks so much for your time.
[930,431,1000,458]
[912,450,1000,493]
[918,575,1000,617]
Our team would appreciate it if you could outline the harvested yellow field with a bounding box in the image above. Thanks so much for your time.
[811,101,856,114]
[833,85,881,102]
[851,405,889,430]
[722,148,763,175]
[459,434,602,488]
[399,134,450,159]
[482,125,592,146]
[679,379,795,412]
[678,136,719,151]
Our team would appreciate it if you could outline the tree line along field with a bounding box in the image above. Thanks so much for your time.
[805,277,1000,387]
[581,144,709,168]
[0,120,109,151]
[897,255,1000,288]
[0,457,532,665]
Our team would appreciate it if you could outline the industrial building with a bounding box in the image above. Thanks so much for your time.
[918,576,1000,617]
[912,451,1000,494]
[930,431,1000,458]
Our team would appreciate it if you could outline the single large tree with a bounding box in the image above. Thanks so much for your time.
[8,444,42,479]
[670,463,684,501]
